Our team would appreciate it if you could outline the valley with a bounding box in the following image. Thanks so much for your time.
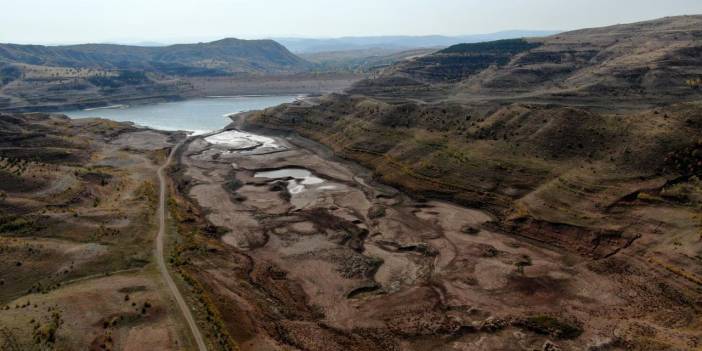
[0,11,701,351]
[237,15,702,349]
[167,117,701,350]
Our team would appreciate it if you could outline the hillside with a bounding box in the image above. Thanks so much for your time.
[245,16,702,349]
[299,47,437,73]
[0,113,201,349]
[0,38,311,75]
[0,39,363,112]
[358,15,702,105]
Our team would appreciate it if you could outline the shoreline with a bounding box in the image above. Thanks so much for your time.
[55,95,302,137]
[52,94,305,115]
[0,72,362,114]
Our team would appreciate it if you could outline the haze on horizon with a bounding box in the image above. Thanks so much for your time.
[1,0,702,45]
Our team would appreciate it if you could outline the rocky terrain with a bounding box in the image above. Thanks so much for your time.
[357,15,702,105]
[226,15,702,350]
[168,111,701,350]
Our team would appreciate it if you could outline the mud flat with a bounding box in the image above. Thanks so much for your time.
[170,122,702,351]
[205,130,284,151]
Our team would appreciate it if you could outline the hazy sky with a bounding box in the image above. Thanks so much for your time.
[1,0,701,44]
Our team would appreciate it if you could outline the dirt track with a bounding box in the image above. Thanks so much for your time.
[156,142,208,351]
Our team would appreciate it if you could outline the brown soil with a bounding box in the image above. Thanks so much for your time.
[170,126,702,350]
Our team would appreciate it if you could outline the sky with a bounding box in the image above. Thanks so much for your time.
[1,0,701,44]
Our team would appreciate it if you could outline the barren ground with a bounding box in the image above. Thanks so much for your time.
[171,122,702,350]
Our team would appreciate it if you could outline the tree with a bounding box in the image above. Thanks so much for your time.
[33,311,63,347]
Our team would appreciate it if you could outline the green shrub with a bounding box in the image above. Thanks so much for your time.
[0,216,33,234]
[224,179,243,192]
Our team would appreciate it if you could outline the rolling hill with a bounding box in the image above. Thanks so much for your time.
[0,38,354,111]
[275,31,559,53]
[299,47,438,73]
[0,38,311,75]
[363,15,702,104]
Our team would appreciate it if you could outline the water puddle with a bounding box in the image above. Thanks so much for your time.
[255,168,340,197]
[255,168,324,185]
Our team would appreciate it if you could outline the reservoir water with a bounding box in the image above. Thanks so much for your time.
[63,95,298,134]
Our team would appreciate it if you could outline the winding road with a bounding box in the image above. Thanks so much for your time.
[156,143,208,351]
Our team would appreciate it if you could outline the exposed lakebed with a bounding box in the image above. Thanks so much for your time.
[177,118,618,350]
[256,168,329,193]
[205,131,344,206]
[204,129,285,154]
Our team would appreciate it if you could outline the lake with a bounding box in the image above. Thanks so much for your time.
[63,95,299,134]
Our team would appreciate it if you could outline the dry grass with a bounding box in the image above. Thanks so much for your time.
[649,257,702,286]
[0,113,194,348]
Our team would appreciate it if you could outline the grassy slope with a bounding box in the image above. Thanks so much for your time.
[0,114,194,349]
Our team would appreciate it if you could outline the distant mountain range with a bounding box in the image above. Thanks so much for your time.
[0,38,311,75]
[0,31,560,76]
[274,31,559,53]
[99,31,560,54]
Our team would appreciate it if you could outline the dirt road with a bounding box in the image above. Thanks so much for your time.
[156,143,208,351]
